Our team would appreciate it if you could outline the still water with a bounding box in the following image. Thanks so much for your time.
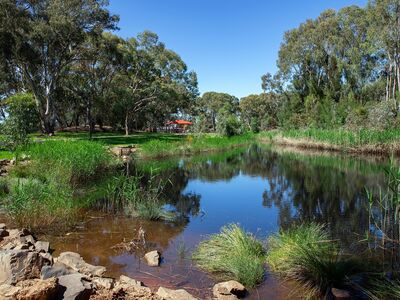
[45,144,390,299]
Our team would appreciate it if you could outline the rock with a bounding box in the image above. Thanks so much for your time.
[41,262,75,279]
[331,288,352,299]
[144,250,160,267]
[0,284,21,299]
[213,281,246,299]
[113,275,152,297]
[16,277,59,300]
[0,229,9,238]
[93,277,114,290]
[156,287,198,300]
[40,252,54,265]
[14,243,30,250]
[57,273,93,300]
[119,275,144,287]
[56,252,106,277]
[21,235,36,245]
[0,250,44,285]
[35,241,50,253]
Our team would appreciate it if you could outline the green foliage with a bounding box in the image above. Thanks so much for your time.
[216,110,242,137]
[139,133,255,157]
[1,93,39,150]
[104,174,175,221]
[27,140,115,184]
[193,224,266,288]
[366,277,400,300]
[4,178,75,230]
[267,224,363,299]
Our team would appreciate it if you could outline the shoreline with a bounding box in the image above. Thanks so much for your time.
[259,135,400,157]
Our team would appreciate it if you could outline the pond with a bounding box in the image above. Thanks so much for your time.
[43,144,391,299]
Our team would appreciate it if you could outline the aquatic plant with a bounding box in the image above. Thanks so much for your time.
[192,224,266,288]
[27,140,115,184]
[365,159,400,272]
[365,277,400,300]
[104,174,175,221]
[4,178,76,230]
[266,223,363,299]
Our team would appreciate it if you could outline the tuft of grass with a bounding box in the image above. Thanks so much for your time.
[192,224,266,288]
[266,224,362,299]
[366,277,400,300]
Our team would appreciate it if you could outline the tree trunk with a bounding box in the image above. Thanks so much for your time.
[125,112,130,136]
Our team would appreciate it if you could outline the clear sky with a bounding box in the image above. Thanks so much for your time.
[108,0,367,98]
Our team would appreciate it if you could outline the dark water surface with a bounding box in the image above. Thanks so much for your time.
[44,145,391,299]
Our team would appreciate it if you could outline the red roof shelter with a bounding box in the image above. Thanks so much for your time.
[165,119,193,132]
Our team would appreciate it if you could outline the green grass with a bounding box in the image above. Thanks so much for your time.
[27,140,116,184]
[0,151,13,159]
[366,277,400,300]
[139,133,255,158]
[192,224,266,288]
[266,224,363,299]
[260,128,400,154]
[3,178,75,230]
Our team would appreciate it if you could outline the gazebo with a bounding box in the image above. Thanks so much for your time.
[165,119,193,132]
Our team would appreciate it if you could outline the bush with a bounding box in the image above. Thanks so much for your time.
[267,224,363,299]
[193,224,266,287]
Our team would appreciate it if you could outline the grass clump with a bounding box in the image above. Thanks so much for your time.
[192,224,266,288]
[267,223,362,299]
[366,277,400,300]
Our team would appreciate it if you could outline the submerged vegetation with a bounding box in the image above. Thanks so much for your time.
[192,224,266,288]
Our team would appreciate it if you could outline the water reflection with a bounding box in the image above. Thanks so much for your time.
[46,145,391,298]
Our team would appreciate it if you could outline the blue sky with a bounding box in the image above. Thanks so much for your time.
[108,0,367,98]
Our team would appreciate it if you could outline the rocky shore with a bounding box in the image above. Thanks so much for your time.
[0,224,247,300]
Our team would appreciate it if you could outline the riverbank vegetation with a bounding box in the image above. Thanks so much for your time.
[267,224,363,299]
[192,224,266,288]
[260,129,400,155]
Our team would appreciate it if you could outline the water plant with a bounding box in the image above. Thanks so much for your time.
[4,178,76,230]
[266,223,363,299]
[27,140,115,184]
[192,224,266,288]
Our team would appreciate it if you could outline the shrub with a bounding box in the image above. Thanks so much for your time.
[267,224,363,299]
[192,224,266,287]
[1,93,39,151]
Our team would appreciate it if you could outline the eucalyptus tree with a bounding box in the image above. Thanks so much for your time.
[62,32,124,137]
[368,0,400,107]
[115,31,198,135]
[198,92,239,132]
[0,0,118,134]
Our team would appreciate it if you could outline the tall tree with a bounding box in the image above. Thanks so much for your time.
[0,0,118,134]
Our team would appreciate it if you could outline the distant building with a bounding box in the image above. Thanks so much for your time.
[165,119,193,132]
